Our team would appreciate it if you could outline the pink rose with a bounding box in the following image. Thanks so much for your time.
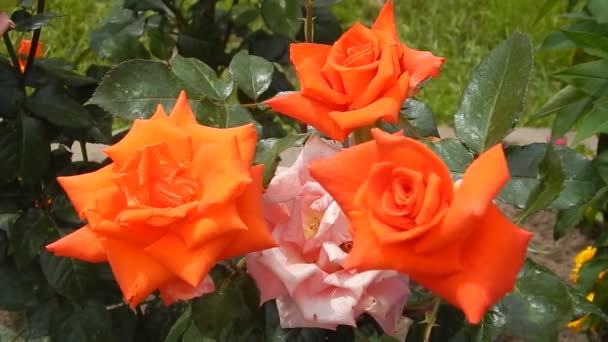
[246,136,409,332]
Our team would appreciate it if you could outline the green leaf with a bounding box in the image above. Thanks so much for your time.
[550,96,593,140]
[164,305,192,342]
[574,98,608,143]
[145,15,175,60]
[191,271,261,340]
[26,84,95,129]
[454,32,534,154]
[50,301,113,342]
[0,262,50,310]
[171,55,234,102]
[12,12,62,32]
[425,138,474,182]
[9,209,52,267]
[499,143,602,210]
[380,99,439,138]
[225,105,262,132]
[0,59,25,117]
[554,59,608,97]
[533,85,588,118]
[0,121,21,180]
[473,259,608,341]
[594,150,608,184]
[88,60,201,120]
[40,249,98,301]
[229,51,274,101]
[90,9,149,62]
[25,58,97,88]
[554,186,608,239]
[589,0,608,23]
[577,255,608,294]
[20,115,50,185]
[254,134,307,187]
[261,0,303,39]
[562,30,608,58]
[515,145,565,223]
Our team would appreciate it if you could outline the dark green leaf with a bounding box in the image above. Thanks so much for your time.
[381,99,439,138]
[247,32,290,64]
[425,138,474,182]
[0,262,49,310]
[554,186,608,239]
[50,301,113,342]
[40,249,98,301]
[88,60,201,120]
[454,32,534,154]
[164,305,192,342]
[562,30,608,58]
[254,134,307,187]
[109,305,137,342]
[577,255,608,294]
[9,209,52,267]
[533,85,587,118]
[145,14,175,60]
[90,9,149,62]
[13,12,62,31]
[0,121,21,180]
[499,143,602,209]
[516,145,565,223]
[594,150,608,183]
[191,271,261,340]
[26,84,95,129]
[171,55,234,102]
[261,0,303,39]
[225,105,262,134]
[0,59,25,117]
[231,4,260,26]
[229,51,274,101]
[25,58,97,88]
[541,31,577,50]
[554,59,608,97]
[136,300,187,342]
[307,7,342,45]
[20,115,50,185]
[124,0,170,12]
[574,98,608,143]
[550,96,593,140]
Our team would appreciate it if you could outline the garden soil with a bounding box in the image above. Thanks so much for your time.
[0,128,599,341]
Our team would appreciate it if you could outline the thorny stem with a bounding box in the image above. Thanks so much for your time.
[348,125,374,146]
[23,0,45,76]
[422,296,441,342]
[3,32,20,73]
[299,0,315,134]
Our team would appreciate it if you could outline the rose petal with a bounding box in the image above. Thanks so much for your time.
[101,237,173,307]
[358,275,409,334]
[246,252,290,304]
[57,164,116,217]
[296,48,350,106]
[409,204,532,323]
[290,42,332,66]
[264,92,348,142]
[116,202,199,226]
[402,45,445,93]
[276,296,341,330]
[159,274,215,306]
[45,225,106,262]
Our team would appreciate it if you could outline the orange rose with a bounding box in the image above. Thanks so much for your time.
[46,92,276,307]
[308,129,532,323]
[18,39,43,72]
[264,1,444,142]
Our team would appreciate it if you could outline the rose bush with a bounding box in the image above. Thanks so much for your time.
[247,135,409,332]
[309,128,532,323]
[264,1,444,142]
[46,92,276,307]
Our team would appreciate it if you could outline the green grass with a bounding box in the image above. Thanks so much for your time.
[333,0,570,125]
[14,0,569,125]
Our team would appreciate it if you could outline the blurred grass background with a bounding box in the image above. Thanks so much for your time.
[25,0,569,125]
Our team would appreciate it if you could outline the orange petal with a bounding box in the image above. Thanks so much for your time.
[159,275,215,306]
[297,51,349,106]
[371,1,396,33]
[264,92,348,142]
[57,164,116,217]
[290,42,332,66]
[409,204,532,323]
[116,202,199,227]
[104,113,192,167]
[219,165,277,259]
[328,72,409,130]
[182,124,257,167]
[402,45,445,94]
[172,203,248,249]
[45,225,106,262]
[308,140,377,215]
[416,143,508,252]
[145,232,232,286]
[371,129,453,199]
[192,137,252,207]
[101,237,173,307]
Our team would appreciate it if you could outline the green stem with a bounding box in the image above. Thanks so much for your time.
[23,0,45,76]
[304,0,314,43]
[79,141,88,163]
[423,297,441,342]
[348,125,374,146]
[3,32,20,73]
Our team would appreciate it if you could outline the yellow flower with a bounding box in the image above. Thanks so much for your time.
[571,246,597,283]
[567,292,596,332]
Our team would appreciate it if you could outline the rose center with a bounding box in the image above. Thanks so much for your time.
[343,43,373,67]
[302,211,323,239]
